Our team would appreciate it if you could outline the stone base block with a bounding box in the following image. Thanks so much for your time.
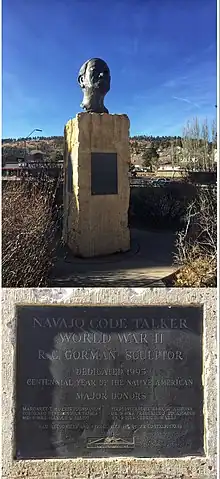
[63,113,130,257]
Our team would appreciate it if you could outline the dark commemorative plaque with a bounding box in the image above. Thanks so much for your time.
[91,152,118,195]
[16,305,204,459]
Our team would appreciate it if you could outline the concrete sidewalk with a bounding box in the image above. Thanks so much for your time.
[49,228,179,287]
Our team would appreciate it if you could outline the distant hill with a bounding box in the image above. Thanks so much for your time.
[2,134,185,167]
[2,136,64,163]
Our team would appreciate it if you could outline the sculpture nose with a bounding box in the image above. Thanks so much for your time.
[99,73,104,78]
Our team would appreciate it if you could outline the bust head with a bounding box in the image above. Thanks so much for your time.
[78,58,111,113]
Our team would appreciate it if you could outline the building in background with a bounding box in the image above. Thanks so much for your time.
[25,150,44,163]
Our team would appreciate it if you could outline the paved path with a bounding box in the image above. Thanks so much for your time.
[49,228,179,287]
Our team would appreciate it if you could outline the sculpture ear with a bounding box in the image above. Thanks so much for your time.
[78,74,84,87]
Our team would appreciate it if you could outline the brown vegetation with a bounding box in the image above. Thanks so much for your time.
[129,183,195,229]
[2,177,62,287]
[173,187,217,287]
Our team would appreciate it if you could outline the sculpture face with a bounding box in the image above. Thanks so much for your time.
[78,58,111,113]
[84,59,110,93]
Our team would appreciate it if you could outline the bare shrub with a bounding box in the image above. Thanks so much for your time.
[2,176,62,287]
[174,186,217,287]
[129,184,195,230]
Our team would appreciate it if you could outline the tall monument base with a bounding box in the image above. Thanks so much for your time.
[63,113,130,257]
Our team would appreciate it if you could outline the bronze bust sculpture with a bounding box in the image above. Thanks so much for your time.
[78,58,111,113]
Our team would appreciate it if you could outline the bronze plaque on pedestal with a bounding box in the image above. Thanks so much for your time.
[16,305,203,459]
[91,152,118,195]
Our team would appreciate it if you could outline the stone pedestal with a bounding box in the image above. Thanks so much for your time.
[63,113,130,257]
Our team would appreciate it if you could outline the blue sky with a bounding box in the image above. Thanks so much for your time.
[3,0,217,138]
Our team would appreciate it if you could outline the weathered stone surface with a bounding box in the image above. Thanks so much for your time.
[1,288,217,478]
[63,113,130,257]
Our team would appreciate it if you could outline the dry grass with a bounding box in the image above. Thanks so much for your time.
[174,248,217,287]
[2,178,62,287]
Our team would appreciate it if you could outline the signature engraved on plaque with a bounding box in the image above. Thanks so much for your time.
[87,437,135,449]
